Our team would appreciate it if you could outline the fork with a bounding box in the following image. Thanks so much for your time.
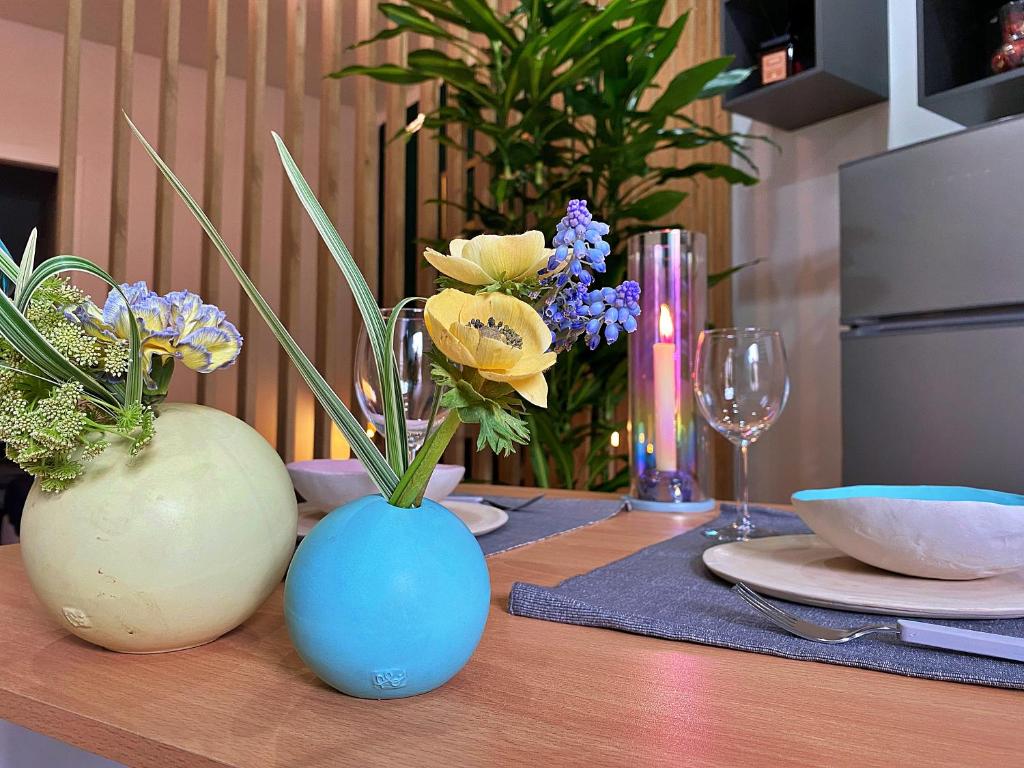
[480,494,545,512]
[732,582,1024,662]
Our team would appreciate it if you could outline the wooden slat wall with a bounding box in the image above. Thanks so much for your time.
[56,0,82,255]
[441,26,468,471]
[383,34,408,308]
[492,0,526,487]
[318,0,346,460]
[276,0,307,461]
[195,0,227,408]
[415,39,440,299]
[237,0,268,428]
[152,0,180,294]
[344,0,380,455]
[413,41,443,475]
[52,0,730,490]
[108,0,135,280]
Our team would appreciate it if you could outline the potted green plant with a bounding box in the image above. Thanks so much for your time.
[334,0,761,490]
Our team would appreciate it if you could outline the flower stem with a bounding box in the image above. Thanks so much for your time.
[388,411,462,509]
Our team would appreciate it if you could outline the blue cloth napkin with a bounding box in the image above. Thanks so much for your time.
[508,505,1024,689]
[477,495,623,556]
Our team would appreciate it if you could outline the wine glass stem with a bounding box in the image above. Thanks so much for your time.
[737,441,752,538]
[407,429,426,464]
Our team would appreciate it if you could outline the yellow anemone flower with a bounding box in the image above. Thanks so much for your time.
[424,231,552,286]
[424,288,556,407]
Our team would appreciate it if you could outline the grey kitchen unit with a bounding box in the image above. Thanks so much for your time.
[839,113,1024,493]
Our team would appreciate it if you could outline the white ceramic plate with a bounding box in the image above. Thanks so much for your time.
[443,500,509,536]
[702,534,1024,619]
[297,500,508,539]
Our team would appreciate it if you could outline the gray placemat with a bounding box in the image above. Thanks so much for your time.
[508,506,1024,689]
[477,495,623,556]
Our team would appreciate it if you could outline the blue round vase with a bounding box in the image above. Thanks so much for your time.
[284,494,490,699]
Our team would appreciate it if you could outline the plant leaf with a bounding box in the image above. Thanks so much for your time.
[628,10,688,98]
[527,419,550,487]
[619,189,687,221]
[528,409,574,488]
[126,114,402,497]
[697,67,753,99]
[403,0,466,25]
[13,229,37,306]
[0,236,19,283]
[388,411,461,508]
[709,259,760,288]
[655,162,758,186]
[448,0,516,48]
[271,132,410,478]
[407,49,489,100]
[648,56,733,121]
[329,64,431,84]
[379,3,454,40]
[539,24,653,103]
[18,255,145,408]
[348,26,405,50]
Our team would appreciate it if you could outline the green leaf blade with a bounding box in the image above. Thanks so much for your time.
[329,64,431,85]
[126,114,401,497]
[648,56,734,121]
[270,133,410,478]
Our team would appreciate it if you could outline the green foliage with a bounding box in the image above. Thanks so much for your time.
[0,228,156,490]
[430,351,529,456]
[334,0,762,490]
[0,279,153,491]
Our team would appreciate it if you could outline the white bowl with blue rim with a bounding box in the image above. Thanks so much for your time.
[790,486,1024,580]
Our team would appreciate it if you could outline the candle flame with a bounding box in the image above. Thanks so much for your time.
[659,304,674,341]
[610,430,620,448]
[365,422,376,439]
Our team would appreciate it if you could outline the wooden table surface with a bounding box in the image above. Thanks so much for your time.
[1,485,1021,768]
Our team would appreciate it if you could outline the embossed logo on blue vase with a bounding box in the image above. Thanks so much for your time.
[372,668,407,689]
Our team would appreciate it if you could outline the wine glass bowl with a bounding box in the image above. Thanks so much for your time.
[354,307,447,457]
[694,328,789,541]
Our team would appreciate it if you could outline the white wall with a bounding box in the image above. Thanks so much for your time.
[729,0,961,502]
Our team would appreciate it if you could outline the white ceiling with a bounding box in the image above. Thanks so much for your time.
[0,0,366,99]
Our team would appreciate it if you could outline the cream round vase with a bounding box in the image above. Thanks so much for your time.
[19,403,298,653]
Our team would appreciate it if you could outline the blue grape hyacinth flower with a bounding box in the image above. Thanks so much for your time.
[584,280,641,350]
[540,200,640,351]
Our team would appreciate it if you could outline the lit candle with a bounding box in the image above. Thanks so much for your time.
[653,304,677,471]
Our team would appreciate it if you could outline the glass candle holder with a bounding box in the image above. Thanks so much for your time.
[626,229,714,513]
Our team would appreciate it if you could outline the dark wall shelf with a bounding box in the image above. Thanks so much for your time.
[721,0,889,132]
[918,0,1024,125]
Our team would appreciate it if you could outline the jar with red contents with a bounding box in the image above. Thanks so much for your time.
[991,1,1024,74]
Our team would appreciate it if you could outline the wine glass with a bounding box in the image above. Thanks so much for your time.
[354,307,447,459]
[693,328,790,541]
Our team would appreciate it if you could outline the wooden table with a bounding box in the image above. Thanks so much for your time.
[1,486,1021,768]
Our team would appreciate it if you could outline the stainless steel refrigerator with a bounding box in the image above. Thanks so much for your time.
[839,114,1024,493]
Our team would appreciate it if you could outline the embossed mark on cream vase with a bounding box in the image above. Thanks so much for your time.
[62,607,92,628]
